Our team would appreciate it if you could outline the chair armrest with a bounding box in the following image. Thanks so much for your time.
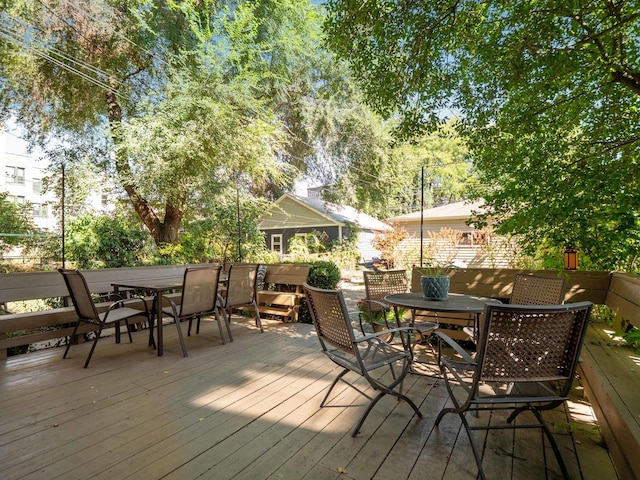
[354,326,415,343]
[360,299,390,311]
[106,297,149,314]
[434,331,475,365]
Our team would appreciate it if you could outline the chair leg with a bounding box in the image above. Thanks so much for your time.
[148,316,156,349]
[174,316,188,357]
[222,307,234,342]
[253,300,263,332]
[459,411,487,480]
[214,309,226,345]
[125,320,133,343]
[531,406,571,479]
[352,391,386,437]
[321,369,349,407]
[63,321,81,359]
[84,326,104,368]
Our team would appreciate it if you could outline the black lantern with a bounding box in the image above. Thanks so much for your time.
[564,246,578,270]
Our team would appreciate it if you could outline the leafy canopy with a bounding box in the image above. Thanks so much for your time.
[325,0,640,271]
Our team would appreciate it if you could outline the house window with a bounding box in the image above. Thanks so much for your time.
[8,195,26,204]
[271,234,283,254]
[32,203,48,217]
[5,166,26,185]
[33,178,42,194]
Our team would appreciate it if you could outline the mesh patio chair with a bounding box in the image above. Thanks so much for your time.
[303,283,422,437]
[509,273,566,305]
[435,301,592,480]
[219,263,262,341]
[159,265,230,357]
[463,274,567,342]
[362,269,438,341]
[58,268,150,368]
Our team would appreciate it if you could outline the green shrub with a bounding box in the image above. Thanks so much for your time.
[298,260,341,323]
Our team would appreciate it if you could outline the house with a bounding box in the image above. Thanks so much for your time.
[258,192,391,261]
[387,200,512,268]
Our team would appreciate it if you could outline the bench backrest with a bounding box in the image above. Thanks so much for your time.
[263,264,310,289]
[0,264,202,305]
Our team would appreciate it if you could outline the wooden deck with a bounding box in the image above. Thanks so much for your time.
[0,307,619,479]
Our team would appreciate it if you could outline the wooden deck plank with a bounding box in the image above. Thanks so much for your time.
[0,314,619,480]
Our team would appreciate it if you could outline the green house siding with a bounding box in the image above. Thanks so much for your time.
[264,226,345,253]
[259,197,336,230]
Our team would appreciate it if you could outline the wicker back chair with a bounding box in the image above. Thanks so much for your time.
[363,269,438,343]
[161,265,229,356]
[303,283,422,437]
[435,301,592,479]
[510,274,566,305]
[361,269,409,333]
[58,268,150,368]
[219,263,262,340]
[464,274,567,343]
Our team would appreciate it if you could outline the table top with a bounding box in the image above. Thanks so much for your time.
[111,281,182,292]
[384,292,501,314]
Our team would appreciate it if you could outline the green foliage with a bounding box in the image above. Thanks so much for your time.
[0,192,38,251]
[327,235,361,272]
[326,1,640,271]
[356,298,404,325]
[306,260,341,289]
[614,326,640,354]
[66,214,151,269]
[297,260,341,324]
[590,304,617,327]
[323,121,475,218]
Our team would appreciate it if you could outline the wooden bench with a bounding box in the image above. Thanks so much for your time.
[0,265,199,359]
[257,264,310,322]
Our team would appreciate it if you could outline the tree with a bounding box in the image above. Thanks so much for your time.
[0,192,37,252]
[0,0,400,248]
[321,119,474,219]
[0,1,205,244]
[325,1,640,270]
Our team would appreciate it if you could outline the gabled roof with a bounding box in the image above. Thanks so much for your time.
[259,193,391,231]
[387,200,485,223]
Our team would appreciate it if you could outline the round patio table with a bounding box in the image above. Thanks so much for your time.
[384,292,502,341]
[384,292,500,315]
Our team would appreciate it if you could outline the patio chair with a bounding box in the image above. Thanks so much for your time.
[303,283,422,437]
[463,274,567,342]
[58,268,150,368]
[219,263,262,341]
[362,269,438,341]
[435,301,592,480]
[159,265,230,356]
[509,273,566,305]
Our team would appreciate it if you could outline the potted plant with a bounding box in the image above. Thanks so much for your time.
[416,263,455,301]
[356,298,406,333]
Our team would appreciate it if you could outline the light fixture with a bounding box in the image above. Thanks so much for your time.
[564,245,578,270]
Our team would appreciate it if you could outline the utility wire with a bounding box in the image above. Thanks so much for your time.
[58,0,171,68]
[0,22,127,100]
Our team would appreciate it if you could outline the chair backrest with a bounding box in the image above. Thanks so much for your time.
[225,264,259,307]
[476,302,592,390]
[179,265,221,317]
[509,274,566,305]
[58,268,100,321]
[363,269,408,310]
[303,283,356,355]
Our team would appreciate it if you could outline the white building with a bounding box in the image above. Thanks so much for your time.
[0,127,58,231]
[1,124,116,234]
